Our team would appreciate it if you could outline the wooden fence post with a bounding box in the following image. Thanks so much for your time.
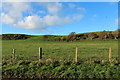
[75,47,78,63]
[39,47,42,61]
[12,49,15,59]
[109,47,112,62]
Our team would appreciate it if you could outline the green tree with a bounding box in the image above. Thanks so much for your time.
[67,32,76,42]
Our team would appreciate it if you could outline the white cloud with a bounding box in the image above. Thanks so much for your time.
[44,15,73,26]
[38,2,62,15]
[77,8,86,12]
[14,15,43,30]
[2,2,85,32]
[14,14,77,31]
[1,13,15,24]
[2,2,31,24]
[44,15,61,26]
[115,18,120,25]
[38,11,46,14]
[73,14,83,21]
[68,3,76,8]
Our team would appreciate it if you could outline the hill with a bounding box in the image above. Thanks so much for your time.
[1,30,120,41]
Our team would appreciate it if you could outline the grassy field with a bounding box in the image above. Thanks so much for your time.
[2,37,118,61]
[2,37,120,79]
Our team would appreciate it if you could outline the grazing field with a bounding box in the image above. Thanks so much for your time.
[2,37,118,61]
[2,37,119,79]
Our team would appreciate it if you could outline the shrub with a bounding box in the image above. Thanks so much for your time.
[2,34,29,40]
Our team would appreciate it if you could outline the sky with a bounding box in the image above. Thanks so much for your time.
[1,2,118,35]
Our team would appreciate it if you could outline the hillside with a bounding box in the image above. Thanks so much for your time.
[1,30,120,41]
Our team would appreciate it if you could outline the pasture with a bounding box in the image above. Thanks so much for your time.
[2,37,120,79]
[2,37,118,61]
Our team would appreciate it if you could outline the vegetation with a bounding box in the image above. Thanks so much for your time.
[2,59,120,79]
[55,30,120,42]
[2,30,119,79]
[2,34,30,40]
[1,30,120,41]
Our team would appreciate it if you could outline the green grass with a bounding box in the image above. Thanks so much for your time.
[2,37,119,78]
[2,60,120,79]
[2,37,118,61]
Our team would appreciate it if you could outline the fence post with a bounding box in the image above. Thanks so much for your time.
[75,47,78,63]
[12,49,15,59]
[39,47,42,61]
[109,47,112,62]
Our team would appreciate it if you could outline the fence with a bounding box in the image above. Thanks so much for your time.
[10,47,113,62]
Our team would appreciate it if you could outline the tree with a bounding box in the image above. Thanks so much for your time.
[69,32,76,36]
[67,32,76,42]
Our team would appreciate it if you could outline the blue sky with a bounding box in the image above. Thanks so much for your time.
[1,2,118,35]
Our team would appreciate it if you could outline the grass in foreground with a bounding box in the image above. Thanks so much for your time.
[2,59,120,79]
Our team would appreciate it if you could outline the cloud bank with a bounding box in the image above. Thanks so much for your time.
[2,2,85,32]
